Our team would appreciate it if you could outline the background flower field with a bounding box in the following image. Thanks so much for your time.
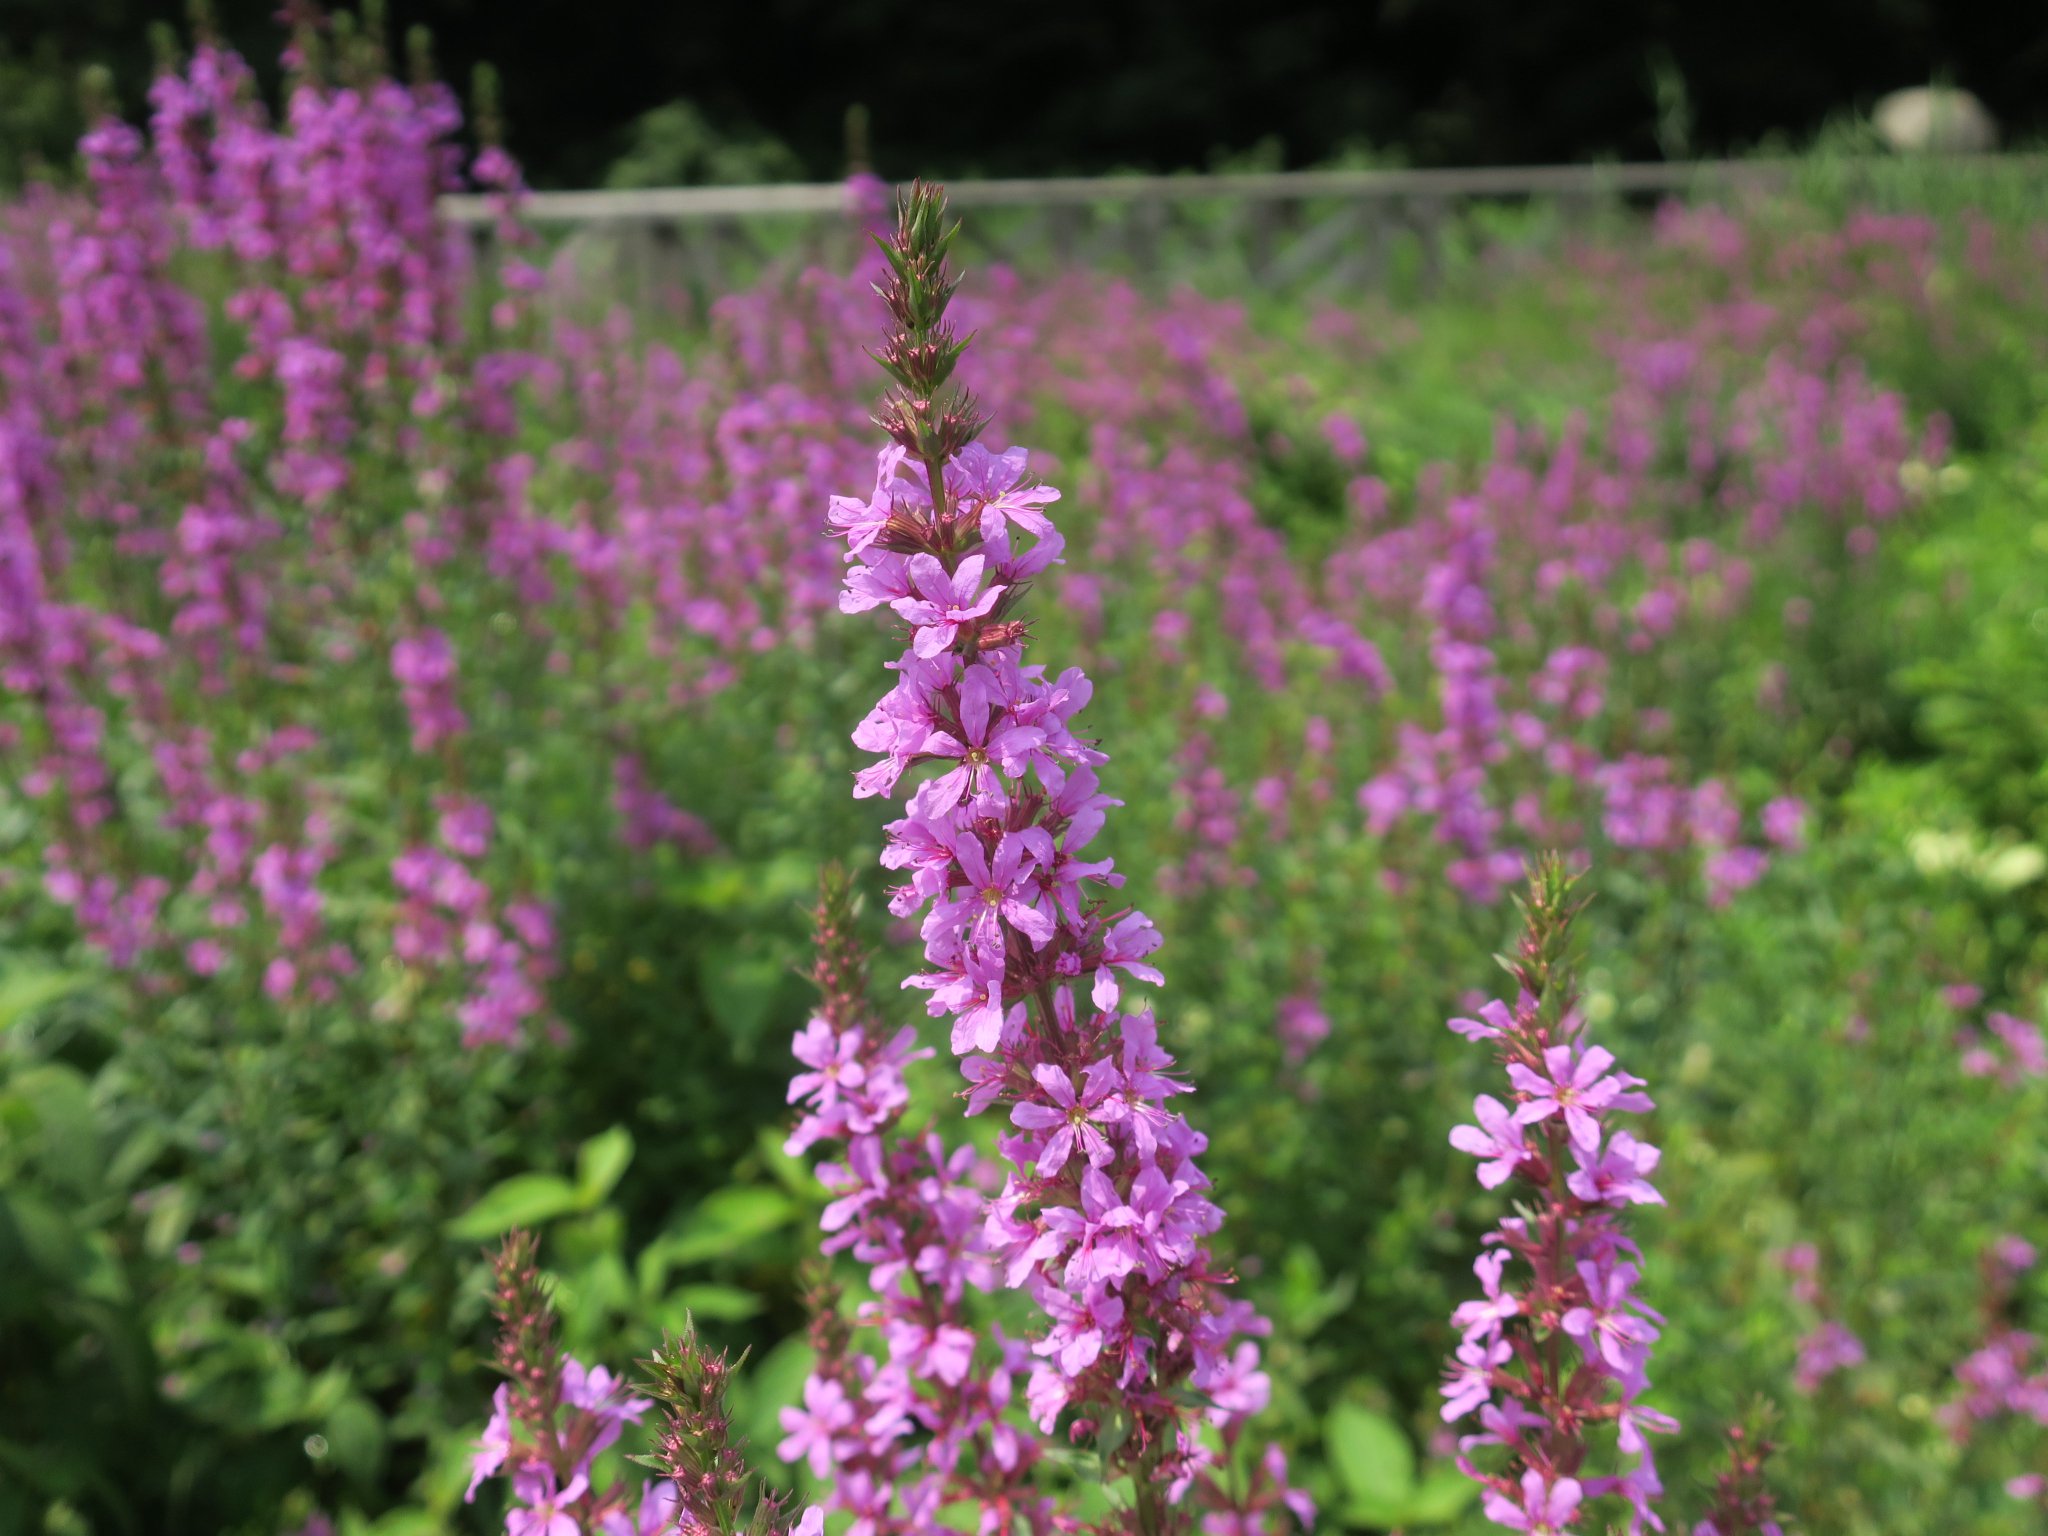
[2,22,2047,1536]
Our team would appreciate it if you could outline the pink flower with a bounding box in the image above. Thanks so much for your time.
[1450,1249,1521,1341]
[1449,997,1517,1042]
[1450,1094,1529,1189]
[932,828,1054,955]
[777,1374,856,1477]
[1792,1320,1865,1394]
[1760,796,1807,849]
[1560,1259,1661,1375]
[787,1019,867,1108]
[1009,1061,1128,1176]
[890,553,1004,657]
[1275,991,1330,1066]
[1482,1470,1583,1533]
[1508,1044,1651,1151]
[1567,1130,1666,1207]
[826,445,909,553]
[916,663,1047,816]
[505,1470,587,1536]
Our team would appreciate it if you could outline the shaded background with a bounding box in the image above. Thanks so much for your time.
[3,0,2045,188]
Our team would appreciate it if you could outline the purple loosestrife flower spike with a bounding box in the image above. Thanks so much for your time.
[1690,1407,1786,1536]
[783,866,1049,1529]
[818,182,1301,1535]
[468,1233,682,1536]
[1442,857,1676,1534]
[640,1316,825,1536]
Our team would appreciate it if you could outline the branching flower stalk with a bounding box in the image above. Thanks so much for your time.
[1442,856,1676,1533]
[469,1233,823,1536]
[468,1231,674,1536]
[1691,1405,1786,1536]
[642,1321,825,1536]
[802,181,1303,1534]
[783,867,1051,1531]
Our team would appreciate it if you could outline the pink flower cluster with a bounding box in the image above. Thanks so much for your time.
[782,874,1050,1531]
[788,183,1303,1532]
[469,1362,671,1536]
[1158,726,1254,899]
[1303,215,1950,914]
[1941,1237,2048,1505]
[1689,1416,1786,1536]
[467,1233,679,1536]
[469,1233,824,1536]
[1959,1011,2048,1086]
[612,754,720,856]
[1442,869,1675,1533]
[389,807,557,1047]
[1274,989,1331,1070]
[840,448,1282,1478]
[4,26,849,1047]
[1351,488,1807,910]
[391,629,467,753]
[0,31,544,1038]
[1774,1242,1866,1396]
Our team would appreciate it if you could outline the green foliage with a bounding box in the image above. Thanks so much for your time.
[1323,1401,1474,1528]
[0,36,79,187]
[603,100,806,191]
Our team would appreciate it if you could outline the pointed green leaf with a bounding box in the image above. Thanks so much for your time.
[0,968,92,1033]
[324,1395,388,1484]
[575,1125,634,1207]
[7,1063,101,1194]
[1326,1402,1415,1505]
[664,1283,764,1324]
[1403,1465,1479,1523]
[642,1185,795,1278]
[445,1173,582,1240]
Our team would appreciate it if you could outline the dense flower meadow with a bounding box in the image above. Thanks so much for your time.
[3,13,2048,1536]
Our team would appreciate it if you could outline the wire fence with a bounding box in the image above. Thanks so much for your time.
[440,154,2047,307]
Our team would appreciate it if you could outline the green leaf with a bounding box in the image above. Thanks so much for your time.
[252,1361,317,1430]
[702,956,787,1044]
[324,1395,388,1485]
[755,1123,823,1199]
[662,1283,764,1324]
[105,1121,170,1191]
[141,1181,194,1258]
[1095,1402,1134,1467]
[1326,1402,1415,1506]
[5,1063,101,1194]
[0,1192,88,1284]
[574,1125,635,1206]
[1402,1466,1479,1523]
[1339,1497,1406,1531]
[445,1173,582,1240]
[0,968,92,1033]
[639,1185,795,1282]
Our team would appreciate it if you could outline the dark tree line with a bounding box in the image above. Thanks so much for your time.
[3,0,2041,189]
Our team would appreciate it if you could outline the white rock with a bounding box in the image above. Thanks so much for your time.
[1873,87,1999,153]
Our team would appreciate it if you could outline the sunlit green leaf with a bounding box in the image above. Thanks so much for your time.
[1326,1402,1415,1506]
[574,1125,635,1206]
[445,1174,582,1240]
